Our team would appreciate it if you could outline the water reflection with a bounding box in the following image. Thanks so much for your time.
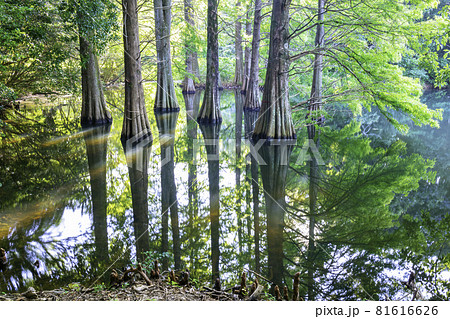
[122,137,152,263]
[156,112,181,270]
[0,88,448,300]
[84,125,111,270]
[199,121,221,284]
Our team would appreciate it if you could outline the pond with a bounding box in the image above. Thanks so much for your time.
[0,87,449,300]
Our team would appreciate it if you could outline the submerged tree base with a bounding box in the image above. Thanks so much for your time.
[81,117,113,127]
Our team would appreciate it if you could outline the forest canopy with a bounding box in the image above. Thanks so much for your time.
[0,0,448,128]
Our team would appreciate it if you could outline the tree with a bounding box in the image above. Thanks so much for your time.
[121,0,151,141]
[233,1,244,85]
[182,0,199,93]
[197,0,222,123]
[154,0,179,112]
[243,0,262,111]
[252,0,296,140]
[59,0,117,126]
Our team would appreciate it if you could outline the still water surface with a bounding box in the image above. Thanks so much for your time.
[0,87,448,300]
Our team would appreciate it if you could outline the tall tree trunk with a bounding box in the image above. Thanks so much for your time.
[183,0,197,93]
[123,140,152,263]
[244,110,260,273]
[234,2,244,85]
[308,0,325,139]
[252,0,295,141]
[154,0,179,112]
[79,36,112,126]
[199,122,221,284]
[156,112,181,269]
[84,125,111,272]
[307,0,325,300]
[121,0,152,141]
[243,0,262,111]
[241,6,252,92]
[197,0,222,123]
[258,143,293,290]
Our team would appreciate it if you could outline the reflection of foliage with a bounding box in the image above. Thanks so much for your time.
[285,120,438,300]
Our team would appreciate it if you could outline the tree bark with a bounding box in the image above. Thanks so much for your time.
[156,112,181,269]
[241,6,252,92]
[307,1,325,300]
[182,0,197,93]
[243,0,262,111]
[252,0,295,141]
[79,36,112,126]
[199,122,221,284]
[121,0,152,142]
[234,2,244,85]
[154,0,179,112]
[197,0,222,123]
[235,91,243,254]
[308,0,325,139]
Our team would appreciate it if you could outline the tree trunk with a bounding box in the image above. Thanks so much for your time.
[234,2,244,85]
[199,122,221,284]
[241,7,252,92]
[252,0,295,141]
[79,36,112,126]
[121,0,152,141]
[307,0,325,300]
[308,0,325,139]
[258,143,293,289]
[154,0,179,112]
[84,125,111,271]
[197,0,222,123]
[156,112,181,269]
[182,0,197,93]
[243,0,262,111]
[123,140,152,263]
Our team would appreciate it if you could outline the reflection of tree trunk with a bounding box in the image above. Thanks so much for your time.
[121,0,152,141]
[252,0,295,140]
[184,92,200,271]
[245,110,260,272]
[235,91,243,253]
[123,139,152,263]
[79,36,112,126]
[154,0,179,112]
[156,112,181,270]
[307,0,324,300]
[258,143,293,289]
[199,122,221,284]
[243,0,262,111]
[197,0,221,123]
[84,125,111,270]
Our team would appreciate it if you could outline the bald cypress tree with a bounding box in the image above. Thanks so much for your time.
[197,0,221,123]
[252,0,295,141]
[154,0,179,112]
[121,0,152,141]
